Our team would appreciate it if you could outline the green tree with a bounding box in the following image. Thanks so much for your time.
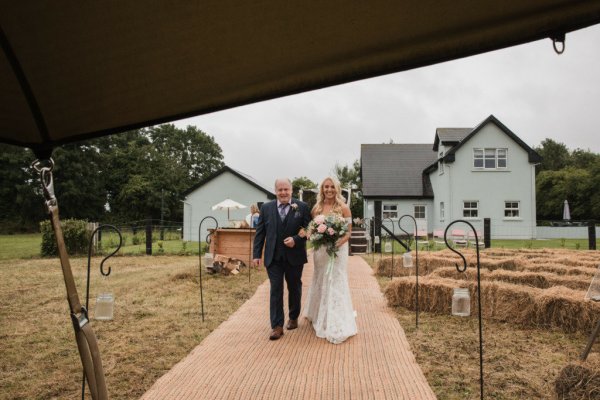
[0,144,45,232]
[99,125,224,222]
[51,143,107,221]
[534,138,570,174]
[291,176,316,198]
[536,168,592,220]
[570,148,600,170]
[333,160,363,219]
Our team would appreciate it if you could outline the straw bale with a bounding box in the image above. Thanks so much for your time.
[375,254,451,277]
[555,355,600,400]
[384,277,600,333]
[432,268,549,288]
[520,263,597,277]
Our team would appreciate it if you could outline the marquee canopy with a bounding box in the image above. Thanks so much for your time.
[1,1,599,157]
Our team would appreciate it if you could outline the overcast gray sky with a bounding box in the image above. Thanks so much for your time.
[174,24,600,188]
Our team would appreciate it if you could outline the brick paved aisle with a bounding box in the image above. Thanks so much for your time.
[141,254,437,399]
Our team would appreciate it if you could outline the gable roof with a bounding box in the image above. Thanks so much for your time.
[361,144,436,198]
[433,128,472,151]
[442,115,542,163]
[183,166,275,198]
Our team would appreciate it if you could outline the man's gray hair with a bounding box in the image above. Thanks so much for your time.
[274,178,292,189]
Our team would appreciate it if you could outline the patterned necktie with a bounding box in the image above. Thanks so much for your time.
[278,204,287,221]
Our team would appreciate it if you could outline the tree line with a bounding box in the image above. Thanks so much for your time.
[3,131,593,233]
[535,139,600,220]
[0,125,224,233]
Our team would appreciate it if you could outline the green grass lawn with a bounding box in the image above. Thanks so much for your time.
[2,233,598,260]
[0,234,42,260]
[381,237,598,253]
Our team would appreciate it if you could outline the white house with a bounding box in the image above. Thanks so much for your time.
[361,115,541,239]
[182,166,275,241]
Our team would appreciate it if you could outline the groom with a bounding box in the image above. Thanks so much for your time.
[253,178,311,340]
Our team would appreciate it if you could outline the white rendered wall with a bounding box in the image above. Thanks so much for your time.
[183,171,272,241]
[444,123,537,239]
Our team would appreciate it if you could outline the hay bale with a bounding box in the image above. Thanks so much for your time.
[384,277,600,333]
[555,356,600,400]
[521,263,597,278]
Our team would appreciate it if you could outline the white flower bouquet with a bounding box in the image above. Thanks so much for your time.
[306,214,349,258]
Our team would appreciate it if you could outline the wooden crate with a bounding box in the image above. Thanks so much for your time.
[208,228,258,267]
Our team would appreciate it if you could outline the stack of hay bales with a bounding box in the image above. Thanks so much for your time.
[384,277,600,333]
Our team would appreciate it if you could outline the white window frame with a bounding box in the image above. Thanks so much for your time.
[440,202,445,221]
[463,201,479,218]
[504,201,520,218]
[414,204,426,219]
[473,148,508,170]
[382,203,398,219]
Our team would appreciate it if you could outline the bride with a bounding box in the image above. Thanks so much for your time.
[303,176,357,344]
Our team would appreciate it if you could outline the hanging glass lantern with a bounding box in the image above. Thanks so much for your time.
[585,265,600,302]
[452,288,470,316]
[402,251,413,268]
[95,293,114,320]
[204,252,214,269]
[384,239,392,253]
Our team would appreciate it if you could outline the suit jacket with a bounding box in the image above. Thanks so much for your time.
[253,198,311,267]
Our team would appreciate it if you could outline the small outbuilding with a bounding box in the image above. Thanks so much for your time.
[182,166,275,241]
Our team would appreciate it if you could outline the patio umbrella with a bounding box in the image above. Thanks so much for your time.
[563,199,571,220]
[212,198,247,220]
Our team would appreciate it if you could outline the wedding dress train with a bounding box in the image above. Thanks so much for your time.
[304,241,357,344]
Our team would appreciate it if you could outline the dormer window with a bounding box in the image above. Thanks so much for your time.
[473,148,507,169]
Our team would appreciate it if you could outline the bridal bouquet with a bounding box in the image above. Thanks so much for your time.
[306,214,349,258]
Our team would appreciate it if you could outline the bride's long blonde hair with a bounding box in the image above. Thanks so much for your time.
[312,176,346,215]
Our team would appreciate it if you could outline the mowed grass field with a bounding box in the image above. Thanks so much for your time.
[2,233,597,261]
[0,256,267,400]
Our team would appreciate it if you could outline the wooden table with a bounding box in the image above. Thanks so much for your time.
[208,228,258,267]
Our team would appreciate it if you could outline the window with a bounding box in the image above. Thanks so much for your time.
[505,201,520,218]
[473,148,508,169]
[463,201,479,218]
[414,205,426,219]
[440,202,445,220]
[382,204,398,219]
[439,151,444,174]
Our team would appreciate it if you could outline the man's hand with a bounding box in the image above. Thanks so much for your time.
[253,258,261,267]
[283,237,295,248]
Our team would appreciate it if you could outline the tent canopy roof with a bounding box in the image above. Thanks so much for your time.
[1,2,600,157]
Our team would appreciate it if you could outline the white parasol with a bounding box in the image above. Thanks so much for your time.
[212,198,247,220]
[563,199,571,221]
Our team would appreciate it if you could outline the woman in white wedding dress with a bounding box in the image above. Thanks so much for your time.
[303,176,357,344]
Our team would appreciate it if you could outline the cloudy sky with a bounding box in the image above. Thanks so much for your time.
[174,24,600,188]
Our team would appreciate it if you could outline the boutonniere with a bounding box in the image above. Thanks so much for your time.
[291,203,299,211]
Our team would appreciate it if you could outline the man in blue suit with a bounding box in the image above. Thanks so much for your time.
[253,178,311,340]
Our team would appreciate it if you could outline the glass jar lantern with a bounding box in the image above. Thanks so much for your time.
[384,239,392,253]
[204,253,214,268]
[585,265,600,302]
[402,251,413,268]
[95,293,114,320]
[452,288,470,317]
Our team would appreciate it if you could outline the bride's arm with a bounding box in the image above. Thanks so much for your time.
[336,205,352,248]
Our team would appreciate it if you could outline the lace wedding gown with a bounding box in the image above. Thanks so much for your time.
[304,218,357,344]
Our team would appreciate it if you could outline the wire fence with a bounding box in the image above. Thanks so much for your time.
[92,220,207,256]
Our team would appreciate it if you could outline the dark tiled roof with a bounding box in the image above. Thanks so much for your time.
[182,165,275,198]
[433,128,472,151]
[361,144,436,197]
